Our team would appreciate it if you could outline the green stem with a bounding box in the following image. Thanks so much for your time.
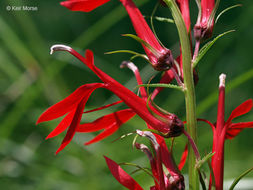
[163,0,198,189]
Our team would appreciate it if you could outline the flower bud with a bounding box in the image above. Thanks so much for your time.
[194,0,215,41]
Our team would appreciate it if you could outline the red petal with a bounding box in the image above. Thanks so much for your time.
[177,0,191,32]
[83,100,123,114]
[60,0,111,12]
[46,111,75,139]
[82,109,135,145]
[226,99,253,124]
[226,122,253,139]
[37,83,104,124]
[72,49,173,133]
[197,118,215,132]
[120,0,164,63]
[55,84,102,154]
[77,109,135,132]
[84,125,119,145]
[178,144,188,171]
[104,156,143,190]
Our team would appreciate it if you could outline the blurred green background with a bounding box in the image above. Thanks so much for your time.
[0,0,252,189]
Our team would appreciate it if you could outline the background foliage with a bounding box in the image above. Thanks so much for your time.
[0,0,252,189]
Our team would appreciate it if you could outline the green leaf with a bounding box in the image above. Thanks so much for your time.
[195,152,215,169]
[137,83,184,92]
[150,2,166,49]
[215,4,242,24]
[208,160,216,190]
[119,163,156,181]
[229,167,253,190]
[122,34,159,56]
[105,50,149,61]
[193,30,235,67]
[105,49,140,56]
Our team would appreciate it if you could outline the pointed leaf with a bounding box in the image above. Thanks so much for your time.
[105,50,149,62]
[37,83,104,124]
[196,152,215,169]
[149,16,174,23]
[215,4,242,24]
[119,162,154,180]
[122,34,159,56]
[105,50,142,56]
[229,167,253,190]
[226,99,253,124]
[60,0,111,12]
[104,156,144,190]
[193,30,235,67]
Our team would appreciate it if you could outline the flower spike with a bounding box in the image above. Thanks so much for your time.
[37,45,184,153]
[204,74,253,189]
[60,0,176,71]
[52,45,184,134]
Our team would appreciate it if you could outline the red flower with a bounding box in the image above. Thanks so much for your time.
[104,131,184,190]
[194,0,215,40]
[37,45,184,154]
[104,156,144,190]
[176,0,191,32]
[60,0,110,12]
[199,74,253,190]
[60,0,174,71]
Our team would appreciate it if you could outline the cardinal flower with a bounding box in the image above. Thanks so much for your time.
[199,74,253,190]
[37,45,184,154]
[60,0,175,71]
[194,0,215,41]
[104,131,185,190]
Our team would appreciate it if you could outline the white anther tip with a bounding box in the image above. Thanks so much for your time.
[219,73,226,87]
[50,44,72,55]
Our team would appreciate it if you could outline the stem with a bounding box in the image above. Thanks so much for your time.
[163,0,198,189]
[193,40,200,62]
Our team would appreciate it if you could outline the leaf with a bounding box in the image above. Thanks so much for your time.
[105,50,149,61]
[193,30,235,67]
[208,160,216,190]
[119,162,154,180]
[151,16,174,23]
[122,34,158,56]
[105,49,141,56]
[137,83,184,92]
[229,167,253,190]
[195,152,215,169]
[215,4,242,24]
